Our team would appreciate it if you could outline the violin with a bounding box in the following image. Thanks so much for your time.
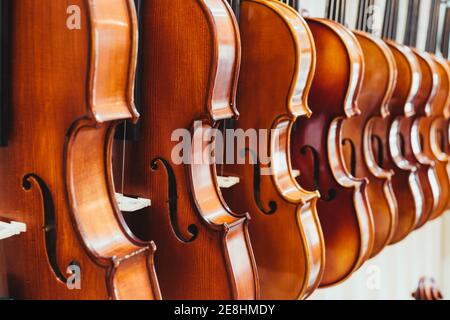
[221,0,325,300]
[408,0,449,221]
[341,0,399,257]
[379,0,431,241]
[291,0,375,287]
[113,0,259,300]
[0,0,161,299]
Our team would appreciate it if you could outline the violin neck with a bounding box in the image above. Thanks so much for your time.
[325,0,347,26]
[425,0,441,53]
[442,4,450,58]
[382,0,400,41]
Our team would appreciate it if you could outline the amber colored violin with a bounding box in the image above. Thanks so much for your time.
[291,1,374,286]
[221,0,325,300]
[340,0,399,257]
[0,0,161,299]
[113,0,259,300]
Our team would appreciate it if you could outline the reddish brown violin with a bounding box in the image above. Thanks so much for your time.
[376,0,432,241]
[411,50,449,221]
[113,0,259,300]
[0,0,161,299]
[291,3,375,286]
[221,0,325,300]
[340,0,399,257]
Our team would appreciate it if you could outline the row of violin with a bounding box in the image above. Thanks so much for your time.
[0,0,449,300]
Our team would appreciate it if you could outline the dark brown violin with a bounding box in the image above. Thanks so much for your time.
[291,0,375,287]
[340,0,399,257]
[221,0,325,300]
[113,0,259,300]
[0,0,161,299]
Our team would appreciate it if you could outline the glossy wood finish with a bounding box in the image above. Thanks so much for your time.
[0,0,161,299]
[114,0,259,300]
[430,57,450,210]
[221,0,325,300]
[341,31,398,257]
[411,50,449,222]
[291,18,374,287]
[383,40,428,242]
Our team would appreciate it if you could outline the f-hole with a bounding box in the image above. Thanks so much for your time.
[342,138,357,176]
[22,174,74,284]
[0,0,12,146]
[300,146,336,201]
[150,158,198,243]
[437,129,445,152]
[398,133,406,156]
[242,148,277,215]
[371,135,384,167]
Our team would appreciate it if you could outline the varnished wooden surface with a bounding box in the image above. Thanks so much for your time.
[221,0,325,300]
[383,41,427,243]
[0,0,161,299]
[114,0,259,300]
[291,17,374,287]
[341,31,398,258]
[411,50,449,222]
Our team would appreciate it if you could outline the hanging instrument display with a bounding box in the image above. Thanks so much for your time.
[0,0,449,302]
[221,0,325,300]
[290,0,375,287]
[0,0,161,299]
[112,0,259,300]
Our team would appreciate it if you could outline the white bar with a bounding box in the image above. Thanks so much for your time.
[115,193,151,213]
[292,170,300,178]
[217,176,240,189]
[0,221,26,241]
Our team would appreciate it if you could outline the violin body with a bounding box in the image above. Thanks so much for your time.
[411,50,449,221]
[429,57,450,211]
[114,0,259,300]
[221,0,325,300]
[341,31,398,257]
[383,41,430,241]
[291,18,374,287]
[0,0,161,299]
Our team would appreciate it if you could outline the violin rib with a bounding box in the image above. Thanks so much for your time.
[221,0,325,300]
[291,17,374,287]
[0,0,161,299]
[114,0,259,300]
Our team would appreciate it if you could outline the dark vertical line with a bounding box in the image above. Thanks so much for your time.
[0,0,12,147]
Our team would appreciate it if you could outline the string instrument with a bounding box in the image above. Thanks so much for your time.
[380,0,430,240]
[341,0,398,256]
[0,0,161,299]
[409,0,450,220]
[113,0,259,300]
[221,0,325,300]
[291,0,375,287]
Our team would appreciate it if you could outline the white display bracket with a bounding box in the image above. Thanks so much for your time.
[0,221,26,241]
[218,176,240,189]
[115,193,151,213]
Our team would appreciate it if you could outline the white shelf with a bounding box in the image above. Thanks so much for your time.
[115,193,151,213]
[217,176,240,188]
[0,221,26,241]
